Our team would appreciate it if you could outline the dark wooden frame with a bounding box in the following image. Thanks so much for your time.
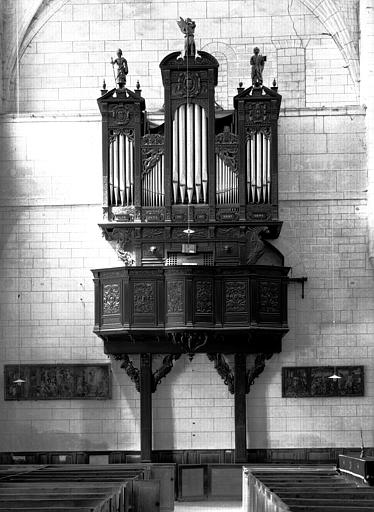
[282,366,364,398]
[4,364,112,401]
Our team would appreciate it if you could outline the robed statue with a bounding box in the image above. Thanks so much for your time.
[111,49,128,88]
[177,17,196,58]
[250,47,266,86]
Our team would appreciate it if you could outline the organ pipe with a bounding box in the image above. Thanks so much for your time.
[108,132,134,206]
[172,103,208,204]
[215,154,238,204]
[142,153,165,207]
[246,130,271,204]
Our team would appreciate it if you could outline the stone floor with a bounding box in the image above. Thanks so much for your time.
[174,501,242,511]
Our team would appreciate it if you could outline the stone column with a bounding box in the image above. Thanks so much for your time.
[361,0,374,265]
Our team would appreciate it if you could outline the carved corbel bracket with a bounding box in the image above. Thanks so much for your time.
[246,353,273,393]
[113,353,140,392]
[113,353,182,392]
[152,354,182,392]
[168,331,208,361]
[207,353,234,394]
[245,226,267,264]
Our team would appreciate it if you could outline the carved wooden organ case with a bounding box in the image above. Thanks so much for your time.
[94,51,289,360]
[94,47,290,461]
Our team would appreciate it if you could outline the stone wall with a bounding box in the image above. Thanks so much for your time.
[0,0,372,453]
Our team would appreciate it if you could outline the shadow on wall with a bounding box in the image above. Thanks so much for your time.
[0,420,109,452]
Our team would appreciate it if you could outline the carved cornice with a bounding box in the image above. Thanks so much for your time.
[207,353,234,394]
[246,353,273,393]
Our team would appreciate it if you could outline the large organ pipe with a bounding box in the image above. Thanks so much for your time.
[201,111,208,203]
[267,138,271,202]
[256,132,262,203]
[262,133,267,203]
[186,103,194,203]
[119,134,125,205]
[109,140,114,204]
[251,136,255,202]
[129,136,134,204]
[246,139,250,202]
[125,136,131,205]
[178,105,186,203]
[172,118,178,203]
[113,136,119,205]
[194,104,202,203]
[161,155,165,205]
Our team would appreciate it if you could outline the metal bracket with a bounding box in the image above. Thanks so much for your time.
[288,277,308,299]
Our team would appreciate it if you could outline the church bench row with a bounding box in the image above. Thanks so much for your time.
[243,467,374,512]
[0,464,171,511]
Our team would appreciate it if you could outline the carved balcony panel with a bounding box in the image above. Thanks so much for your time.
[92,265,289,355]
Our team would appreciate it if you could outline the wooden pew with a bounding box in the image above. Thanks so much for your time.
[0,465,159,512]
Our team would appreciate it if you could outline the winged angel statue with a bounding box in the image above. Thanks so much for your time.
[177,17,196,58]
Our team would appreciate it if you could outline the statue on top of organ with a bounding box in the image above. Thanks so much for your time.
[97,23,282,267]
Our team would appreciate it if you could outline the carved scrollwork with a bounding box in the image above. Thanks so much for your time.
[225,281,247,312]
[133,282,154,313]
[168,331,208,360]
[246,353,273,393]
[258,280,281,313]
[113,354,140,392]
[246,226,266,264]
[112,105,133,125]
[103,284,120,315]
[195,280,213,313]
[246,126,271,141]
[215,131,238,173]
[152,354,182,392]
[141,134,165,175]
[207,353,234,394]
[116,245,135,266]
[246,102,269,124]
[173,71,202,97]
[167,280,184,313]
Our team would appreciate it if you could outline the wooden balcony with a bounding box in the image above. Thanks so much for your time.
[92,265,289,355]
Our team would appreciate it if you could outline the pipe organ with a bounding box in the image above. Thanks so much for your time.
[94,37,290,464]
[246,129,271,204]
[109,130,135,206]
[172,104,208,204]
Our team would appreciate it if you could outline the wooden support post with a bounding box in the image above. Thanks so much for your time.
[140,353,152,462]
[234,353,247,463]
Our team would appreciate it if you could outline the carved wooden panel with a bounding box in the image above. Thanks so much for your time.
[225,281,247,313]
[282,366,364,398]
[133,282,155,314]
[5,364,111,401]
[103,283,121,315]
[195,280,213,314]
[258,280,281,314]
[166,280,184,313]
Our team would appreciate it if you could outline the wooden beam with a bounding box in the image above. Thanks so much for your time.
[140,353,152,462]
[234,353,247,463]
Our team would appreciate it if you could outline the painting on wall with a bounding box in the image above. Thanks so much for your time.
[4,364,111,400]
[282,366,364,398]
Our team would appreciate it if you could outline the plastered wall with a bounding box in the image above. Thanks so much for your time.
[0,0,373,453]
